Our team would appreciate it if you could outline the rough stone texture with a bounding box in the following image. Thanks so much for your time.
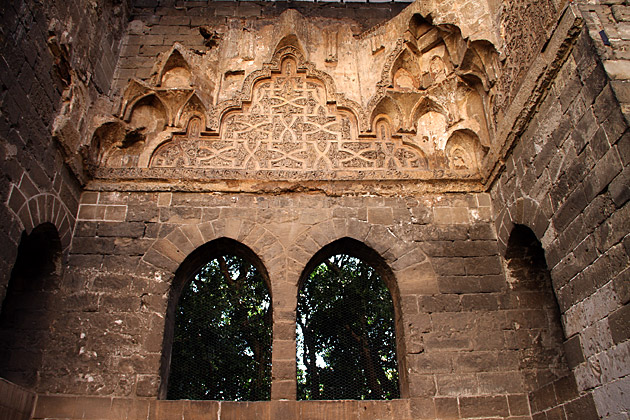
[0,0,129,356]
[492,4,630,419]
[0,0,629,419]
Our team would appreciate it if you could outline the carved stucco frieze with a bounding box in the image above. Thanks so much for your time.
[90,16,500,186]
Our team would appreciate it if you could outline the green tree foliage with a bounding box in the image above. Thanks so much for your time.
[297,254,399,400]
[168,255,272,400]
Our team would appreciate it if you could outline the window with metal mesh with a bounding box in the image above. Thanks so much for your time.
[167,254,272,400]
[296,253,400,400]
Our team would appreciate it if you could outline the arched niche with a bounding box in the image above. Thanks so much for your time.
[159,238,272,401]
[177,93,207,129]
[408,14,434,41]
[101,95,167,168]
[459,40,499,91]
[0,223,62,389]
[391,48,421,91]
[504,225,570,391]
[296,238,406,400]
[374,116,393,141]
[445,129,487,172]
[128,94,168,135]
[370,97,402,133]
[273,34,305,59]
[88,121,126,167]
[412,108,449,152]
[158,48,193,89]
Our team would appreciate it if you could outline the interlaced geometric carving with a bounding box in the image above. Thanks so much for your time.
[149,58,427,176]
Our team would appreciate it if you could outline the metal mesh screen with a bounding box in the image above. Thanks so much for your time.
[296,254,400,400]
[167,255,272,400]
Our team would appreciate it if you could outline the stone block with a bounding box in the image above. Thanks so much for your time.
[612,5,630,22]
[433,397,457,419]
[460,293,500,311]
[564,393,600,420]
[367,206,394,225]
[407,398,434,420]
[464,256,503,275]
[584,147,623,202]
[270,381,296,401]
[478,371,524,394]
[183,400,219,420]
[572,109,599,154]
[408,352,452,374]
[417,294,461,313]
[554,374,579,403]
[437,276,479,294]
[618,131,630,165]
[609,303,630,344]
[73,396,113,419]
[508,394,530,416]
[127,205,159,222]
[104,205,127,222]
[592,375,630,419]
[77,204,106,221]
[436,374,478,396]
[597,201,630,252]
[33,395,78,418]
[97,221,146,238]
[612,267,630,304]
[553,184,588,232]
[582,194,616,235]
[71,237,116,255]
[594,85,621,126]
[159,207,202,224]
[582,318,614,358]
[407,374,436,397]
[563,335,585,369]
[430,257,466,276]
[609,164,630,207]
[179,224,205,249]
[459,395,509,418]
[604,59,630,80]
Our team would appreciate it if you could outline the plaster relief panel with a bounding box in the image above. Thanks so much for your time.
[148,53,428,178]
[368,14,498,177]
[88,16,499,190]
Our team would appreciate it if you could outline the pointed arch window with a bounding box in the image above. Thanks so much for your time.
[296,239,401,400]
[162,239,272,401]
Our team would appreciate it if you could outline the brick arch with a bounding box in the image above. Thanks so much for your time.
[291,219,437,296]
[7,181,74,253]
[496,197,550,257]
[139,218,283,278]
[140,220,291,399]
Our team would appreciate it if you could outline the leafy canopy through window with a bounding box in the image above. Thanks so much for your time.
[168,254,271,401]
[297,254,399,400]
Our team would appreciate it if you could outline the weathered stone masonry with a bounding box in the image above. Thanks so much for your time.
[492,5,630,419]
[0,0,629,419]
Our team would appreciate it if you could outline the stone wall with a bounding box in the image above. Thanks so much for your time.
[491,0,568,119]
[1,0,629,419]
[20,189,566,419]
[491,5,630,419]
[0,0,130,310]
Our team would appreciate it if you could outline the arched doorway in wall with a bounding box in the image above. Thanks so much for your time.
[160,238,272,401]
[504,224,569,390]
[0,223,62,388]
[297,238,402,400]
